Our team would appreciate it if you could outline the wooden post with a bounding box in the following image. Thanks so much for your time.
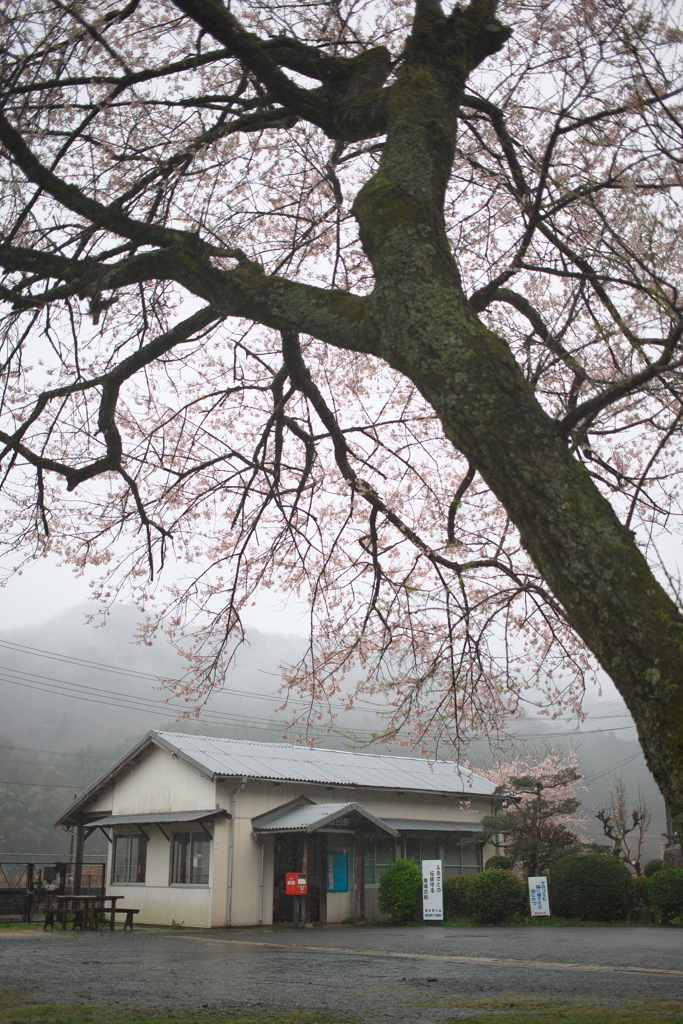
[25,863,34,924]
[301,833,309,924]
[355,833,365,923]
[319,839,327,924]
[73,823,84,895]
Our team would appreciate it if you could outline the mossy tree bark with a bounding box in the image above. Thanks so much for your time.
[352,4,683,838]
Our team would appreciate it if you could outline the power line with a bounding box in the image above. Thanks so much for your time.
[0,756,114,771]
[0,780,77,789]
[581,752,644,784]
[0,742,114,762]
[0,637,636,725]
[0,666,388,746]
[0,664,641,745]
[0,636,383,715]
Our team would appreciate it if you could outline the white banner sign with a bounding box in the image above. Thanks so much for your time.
[421,859,444,921]
[527,875,551,917]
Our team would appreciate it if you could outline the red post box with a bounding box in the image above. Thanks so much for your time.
[285,872,308,895]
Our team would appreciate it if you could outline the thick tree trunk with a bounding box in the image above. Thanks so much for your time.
[353,9,683,839]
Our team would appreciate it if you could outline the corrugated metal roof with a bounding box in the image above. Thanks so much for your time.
[88,810,228,827]
[153,731,495,796]
[251,801,398,836]
[382,818,482,833]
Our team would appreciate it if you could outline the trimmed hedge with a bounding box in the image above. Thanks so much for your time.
[465,869,527,924]
[377,858,422,923]
[550,854,635,921]
[644,859,666,877]
[647,867,683,924]
[485,855,513,870]
[634,874,649,909]
[444,873,472,919]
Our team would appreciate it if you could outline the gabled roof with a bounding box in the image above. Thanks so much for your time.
[56,730,494,826]
[152,731,494,794]
[252,800,399,836]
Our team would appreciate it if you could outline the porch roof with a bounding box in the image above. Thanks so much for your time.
[88,809,229,827]
[382,818,482,833]
[252,800,398,837]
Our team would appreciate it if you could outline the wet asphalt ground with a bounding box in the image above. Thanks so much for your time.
[2,924,682,1021]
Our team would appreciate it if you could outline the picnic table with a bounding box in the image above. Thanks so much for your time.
[52,893,125,930]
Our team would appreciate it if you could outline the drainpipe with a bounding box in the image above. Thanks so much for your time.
[227,777,247,928]
[253,832,265,927]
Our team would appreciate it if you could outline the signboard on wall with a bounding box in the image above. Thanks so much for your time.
[327,852,349,892]
[527,875,551,917]
[421,859,444,921]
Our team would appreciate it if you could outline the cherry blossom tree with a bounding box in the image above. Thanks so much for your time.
[476,749,585,876]
[1,0,683,831]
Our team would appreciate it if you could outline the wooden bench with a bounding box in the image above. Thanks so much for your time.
[43,907,84,931]
[101,907,140,930]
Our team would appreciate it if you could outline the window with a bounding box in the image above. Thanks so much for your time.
[171,831,210,884]
[363,839,395,885]
[403,836,439,863]
[112,833,147,884]
[443,834,482,877]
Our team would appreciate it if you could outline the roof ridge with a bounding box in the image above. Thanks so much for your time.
[153,730,477,774]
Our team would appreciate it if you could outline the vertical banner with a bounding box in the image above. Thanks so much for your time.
[527,875,551,917]
[421,859,444,921]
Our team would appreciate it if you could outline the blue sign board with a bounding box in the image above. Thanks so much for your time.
[327,851,349,892]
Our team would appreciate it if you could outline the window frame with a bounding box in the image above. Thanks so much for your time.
[170,829,211,886]
[443,833,483,877]
[111,831,147,885]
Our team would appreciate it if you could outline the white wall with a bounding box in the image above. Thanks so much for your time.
[97,744,220,927]
[109,745,216,813]
[86,744,494,929]
[218,778,494,926]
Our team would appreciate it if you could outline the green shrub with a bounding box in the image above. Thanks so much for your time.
[634,875,649,908]
[444,874,472,919]
[550,854,635,921]
[465,869,527,924]
[485,854,513,870]
[647,867,683,924]
[377,858,422,924]
[644,859,666,877]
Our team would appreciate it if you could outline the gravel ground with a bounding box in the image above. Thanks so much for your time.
[2,925,682,1022]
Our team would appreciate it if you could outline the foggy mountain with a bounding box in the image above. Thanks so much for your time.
[0,602,669,864]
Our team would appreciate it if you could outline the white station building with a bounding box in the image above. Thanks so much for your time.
[56,731,498,928]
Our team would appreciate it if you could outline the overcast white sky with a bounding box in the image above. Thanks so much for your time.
[0,551,310,635]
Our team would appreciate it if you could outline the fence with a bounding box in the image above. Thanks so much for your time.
[0,858,106,923]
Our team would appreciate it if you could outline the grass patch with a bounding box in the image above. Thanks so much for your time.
[0,923,42,931]
[445,996,683,1022]
[1,986,681,1024]
[0,988,356,1024]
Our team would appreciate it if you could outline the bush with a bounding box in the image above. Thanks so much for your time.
[444,874,472,919]
[634,875,650,909]
[644,859,666,877]
[647,867,683,924]
[550,854,635,921]
[377,858,423,924]
[465,869,527,924]
[485,855,513,870]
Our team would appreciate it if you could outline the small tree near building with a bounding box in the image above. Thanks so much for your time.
[477,750,585,877]
[377,858,422,924]
[596,776,652,877]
